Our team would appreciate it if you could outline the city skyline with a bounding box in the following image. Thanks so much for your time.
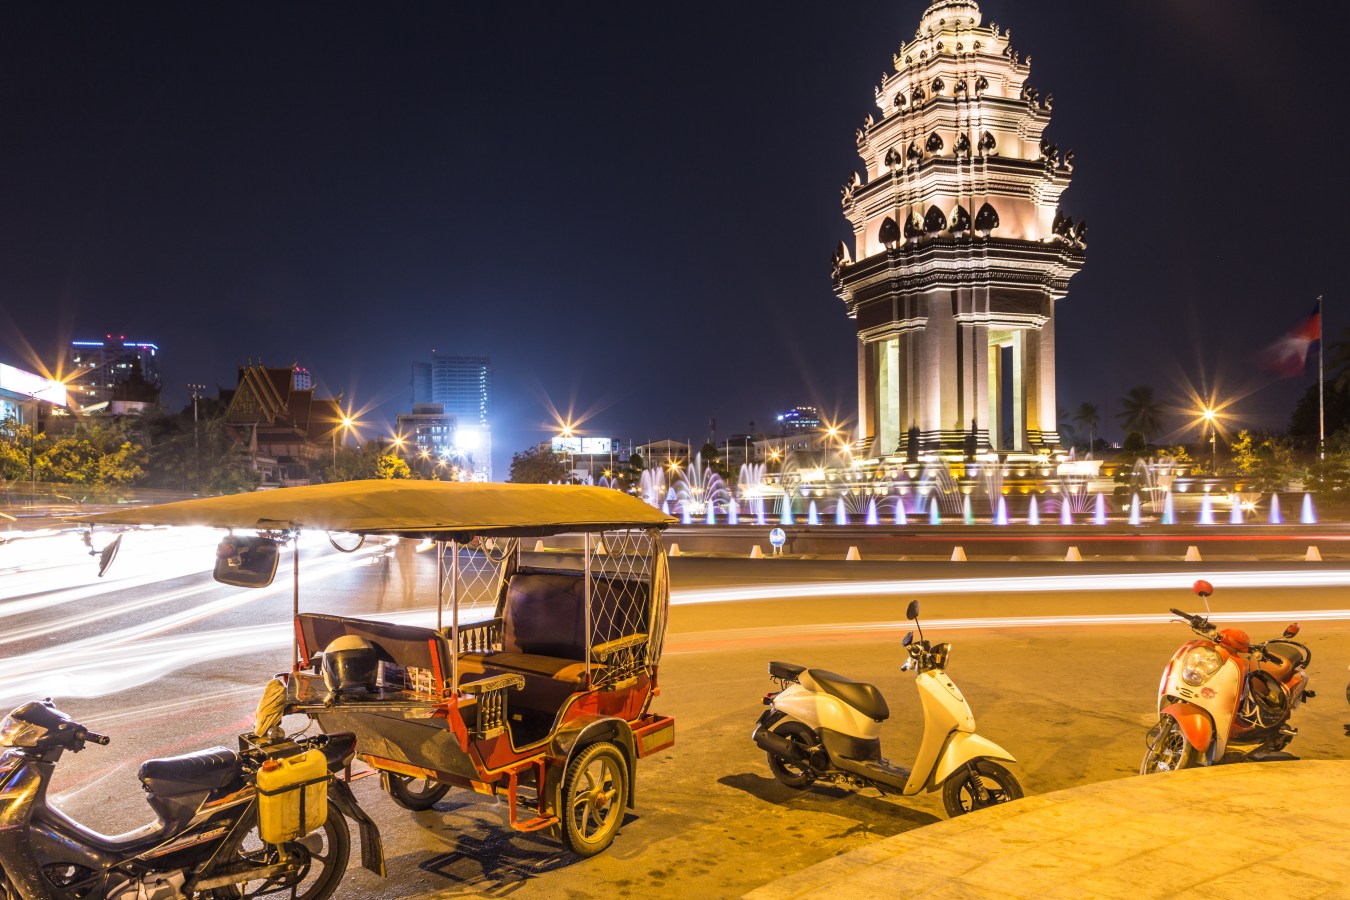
[1,1,1346,476]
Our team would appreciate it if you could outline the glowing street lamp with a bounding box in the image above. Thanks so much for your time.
[1201,408,1217,473]
[332,414,355,469]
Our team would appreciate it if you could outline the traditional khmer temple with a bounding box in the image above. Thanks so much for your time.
[833,0,1086,465]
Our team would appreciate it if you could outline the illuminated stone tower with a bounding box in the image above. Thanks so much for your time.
[833,0,1086,461]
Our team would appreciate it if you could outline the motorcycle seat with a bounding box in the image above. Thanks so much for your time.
[139,747,241,797]
[806,669,890,721]
[1263,640,1307,675]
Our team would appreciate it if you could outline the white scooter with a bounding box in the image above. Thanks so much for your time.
[751,600,1022,817]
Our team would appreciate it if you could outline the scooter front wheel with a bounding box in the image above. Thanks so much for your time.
[765,721,819,789]
[1140,715,1201,775]
[941,760,1023,817]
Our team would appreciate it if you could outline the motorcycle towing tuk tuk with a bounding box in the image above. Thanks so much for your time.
[86,480,676,857]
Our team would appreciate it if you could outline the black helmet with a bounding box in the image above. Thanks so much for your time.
[321,636,382,697]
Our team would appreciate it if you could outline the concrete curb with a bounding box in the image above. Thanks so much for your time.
[744,760,1350,899]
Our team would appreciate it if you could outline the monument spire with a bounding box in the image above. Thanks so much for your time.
[832,2,1085,463]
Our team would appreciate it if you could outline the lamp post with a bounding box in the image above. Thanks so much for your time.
[187,383,206,493]
[27,393,39,506]
[1201,408,1217,474]
[332,415,354,476]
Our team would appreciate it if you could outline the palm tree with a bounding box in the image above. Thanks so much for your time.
[1073,402,1100,453]
[1117,386,1163,444]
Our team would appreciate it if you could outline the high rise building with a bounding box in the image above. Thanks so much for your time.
[68,337,162,410]
[410,353,492,479]
[833,0,1086,461]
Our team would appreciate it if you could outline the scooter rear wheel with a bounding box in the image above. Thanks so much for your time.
[1140,715,1201,775]
[765,721,819,789]
[941,760,1023,817]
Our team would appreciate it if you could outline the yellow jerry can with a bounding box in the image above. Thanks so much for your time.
[255,748,328,844]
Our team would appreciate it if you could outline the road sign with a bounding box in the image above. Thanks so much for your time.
[769,528,786,548]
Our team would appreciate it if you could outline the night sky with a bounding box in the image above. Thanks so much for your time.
[3,1,1348,475]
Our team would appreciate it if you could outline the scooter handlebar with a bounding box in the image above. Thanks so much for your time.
[77,729,110,746]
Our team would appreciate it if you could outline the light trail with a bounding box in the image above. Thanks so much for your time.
[666,608,1350,652]
[0,606,492,706]
[668,568,1350,606]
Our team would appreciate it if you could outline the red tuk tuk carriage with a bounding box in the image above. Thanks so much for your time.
[89,480,675,857]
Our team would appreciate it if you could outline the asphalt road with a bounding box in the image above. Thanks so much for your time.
[4,529,1350,898]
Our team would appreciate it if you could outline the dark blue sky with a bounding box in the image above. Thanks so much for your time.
[2,1,1347,475]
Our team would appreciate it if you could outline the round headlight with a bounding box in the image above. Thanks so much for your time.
[1181,646,1223,686]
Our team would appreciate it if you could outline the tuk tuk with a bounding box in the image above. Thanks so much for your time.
[87,480,676,857]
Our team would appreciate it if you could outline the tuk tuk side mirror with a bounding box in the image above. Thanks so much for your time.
[1283,623,1300,639]
[905,600,920,621]
[902,632,913,647]
[214,536,280,588]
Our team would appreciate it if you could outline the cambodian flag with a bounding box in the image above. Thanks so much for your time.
[1259,305,1321,377]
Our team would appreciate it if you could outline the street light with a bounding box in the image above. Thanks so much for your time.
[333,415,355,472]
[1201,408,1217,473]
[187,383,206,493]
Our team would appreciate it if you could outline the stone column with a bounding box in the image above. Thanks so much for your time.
[877,338,900,455]
[987,341,1002,450]
[857,337,874,449]
[1037,316,1057,445]
[1012,331,1026,451]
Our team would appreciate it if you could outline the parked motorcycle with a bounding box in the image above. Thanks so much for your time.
[1141,580,1314,774]
[751,599,1022,817]
[0,698,384,900]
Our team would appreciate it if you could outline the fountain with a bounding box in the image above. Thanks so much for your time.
[835,496,850,526]
[807,501,820,526]
[1162,490,1175,526]
[1128,493,1141,526]
[993,496,1009,526]
[928,494,942,525]
[1302,493,1316,524]
[865,498,879,526]
[1028,494,1041,525]
[1093,493,1107,525]
[895,501,908,526]
[1228,496,1243,525]
[962,495,974,525]
[1060,501,1072,526]
[727,498,739,526]
[1270,493,1283,525]
[780,500,794,525]
[1198,493,1214,526]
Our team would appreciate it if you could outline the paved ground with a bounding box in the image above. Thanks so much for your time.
[7,528,1350,897]
[746,759,1350,899]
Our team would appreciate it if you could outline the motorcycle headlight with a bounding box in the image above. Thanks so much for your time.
[1181,646,1223,686]
[0,714,47,749]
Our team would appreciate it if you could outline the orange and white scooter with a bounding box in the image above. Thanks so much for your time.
[1141,579,1314,774]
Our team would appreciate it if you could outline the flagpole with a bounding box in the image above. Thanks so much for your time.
[1318,294,1325,460]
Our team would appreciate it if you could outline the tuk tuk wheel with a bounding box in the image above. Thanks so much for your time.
[559,742,628,857]
[387,774,451,811]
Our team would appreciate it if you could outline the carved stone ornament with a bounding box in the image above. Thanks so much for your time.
[1073,219,1089,244]
[949,204,971,235]
[955,78,967,93]
[974,74,988,94]
[879,216,901,249]
[954,132,971,158]
[907,141,923,164]
[912,86,926,104]
[924,205,947,234]
[903,210,924,240]
[975,202,1000,234]
[978,130,997,155]
[926,131,945,153]
[1064,149,1076,170]
[932,76,945,94]
[884,146,903,169]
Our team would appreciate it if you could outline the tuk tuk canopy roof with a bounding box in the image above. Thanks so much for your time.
[80,480,674,537]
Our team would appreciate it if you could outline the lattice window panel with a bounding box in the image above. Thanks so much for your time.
[442,536,516,626]
[590,528,667,672]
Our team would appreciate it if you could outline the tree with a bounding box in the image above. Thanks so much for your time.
[376,453,411,480]
[1120,431,1146,457]
[1073,403,1101,452]
[509,445,567,483]
[1117,386,1163,444]
[1230,429,1297,492]
[1289,380,1350,442]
